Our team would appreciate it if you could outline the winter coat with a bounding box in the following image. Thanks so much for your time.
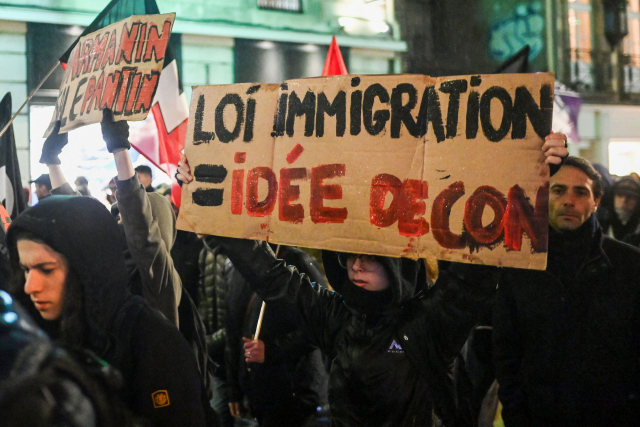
[7,196,211,426]
[224,246,329,424]
[493,215,640,427]
[213,236,495,427]
[172,230,204,303]
[198,236,229,365]
[55,178,215,403]
[115,176,182,326]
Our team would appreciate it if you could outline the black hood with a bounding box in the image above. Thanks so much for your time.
[322,250,424,314]
[7,196,129,345]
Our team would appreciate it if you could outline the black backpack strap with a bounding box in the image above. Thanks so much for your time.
[106,296,145,386]
[178,288,215,395]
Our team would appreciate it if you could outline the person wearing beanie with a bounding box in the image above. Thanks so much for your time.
[596,176,640,241]
[175,133,570,426]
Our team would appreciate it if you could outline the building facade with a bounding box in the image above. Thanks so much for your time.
[0,0,406,189]
[395,0,640,175]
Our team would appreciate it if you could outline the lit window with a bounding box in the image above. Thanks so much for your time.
[624,0,640,92]
[568,0,593,86]
[258,0,302,13]
[609,140,640,176]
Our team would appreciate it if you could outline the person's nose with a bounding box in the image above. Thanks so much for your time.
[24,271,42,296]
[563,192,576,207]
[351,257,364,272]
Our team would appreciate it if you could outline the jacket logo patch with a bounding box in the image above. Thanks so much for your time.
[152,390,170,408]
[388,339,404,354]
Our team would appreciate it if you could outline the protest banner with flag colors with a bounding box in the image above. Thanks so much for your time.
[0,93,26,220]
[57,0,188,176]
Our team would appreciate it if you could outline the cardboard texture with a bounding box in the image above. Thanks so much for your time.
[177,73,554,270]
[44,13,175,137]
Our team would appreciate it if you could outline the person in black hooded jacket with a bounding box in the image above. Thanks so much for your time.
[6,195,210,427]
[176,132,569,427]
[204,237,497,427]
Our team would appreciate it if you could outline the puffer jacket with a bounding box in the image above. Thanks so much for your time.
[199,236,229,364]
[7,196,212,426]
[494,215,640,427]
[213,236,496,427]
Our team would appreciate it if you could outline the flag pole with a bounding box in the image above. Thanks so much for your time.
[0,61,59,139]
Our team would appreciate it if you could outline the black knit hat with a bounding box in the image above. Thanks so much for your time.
[613,177,640,198]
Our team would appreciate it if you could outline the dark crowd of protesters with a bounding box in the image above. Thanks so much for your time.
[2,110,640,427]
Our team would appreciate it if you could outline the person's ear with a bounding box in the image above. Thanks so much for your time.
[594,196,602,211]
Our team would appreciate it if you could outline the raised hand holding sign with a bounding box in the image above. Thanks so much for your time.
[178,73,556,270]
[44,13,175,138]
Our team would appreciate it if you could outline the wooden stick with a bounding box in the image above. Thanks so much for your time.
[254,301,266,341]
[253,244,281,341]
[0,61,59,139]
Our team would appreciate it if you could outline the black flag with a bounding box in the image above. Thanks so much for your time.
[495,45,530,74]
[0,93,27,220]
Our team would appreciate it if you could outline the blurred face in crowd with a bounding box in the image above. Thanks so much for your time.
[346,255,390,291]
[35,184,50,200]
[614,193,639,216]
[549,165,601,232]
[137,172,152,188]
[18,239,68,320]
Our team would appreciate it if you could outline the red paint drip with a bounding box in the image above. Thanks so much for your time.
[260,223,268,229]
[235,152,246,163]
[286,144,304,164]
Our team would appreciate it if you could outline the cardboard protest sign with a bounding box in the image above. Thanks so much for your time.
[177,73,554,270]
[44,13,175,137]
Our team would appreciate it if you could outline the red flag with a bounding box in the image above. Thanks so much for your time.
[322,36,348,76]
[132,57,188,177]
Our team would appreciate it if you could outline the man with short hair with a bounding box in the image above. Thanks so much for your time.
[74,176,91,197]
[30,174,52,201]
[597,176,640,241]
[135,164,155,192]
[494,156,640,427]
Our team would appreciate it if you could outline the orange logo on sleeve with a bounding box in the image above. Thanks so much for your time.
[152,390,170,408]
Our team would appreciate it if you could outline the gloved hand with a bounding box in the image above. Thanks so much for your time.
[39,121,68,165]
[101,109,130,153]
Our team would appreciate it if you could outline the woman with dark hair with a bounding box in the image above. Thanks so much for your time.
[6,195,214,427]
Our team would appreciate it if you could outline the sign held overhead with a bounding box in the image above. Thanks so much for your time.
[45,13,175,137]
[177,73,554,270]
